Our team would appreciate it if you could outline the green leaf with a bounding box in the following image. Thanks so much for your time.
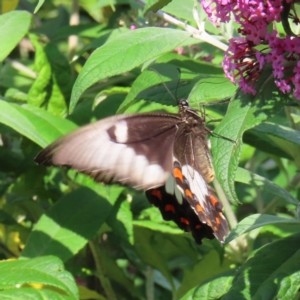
[118,64,184,113]
[0,101,76,147]
[118,63,224,114]
[0,209,18,226]
[0,11,32,62]
[0,59,35,91]
[34,0,45,14]
[181,270,235,300]
[176,246,231,299]
[28,34,52,107]
[21,187,113,261]
[134,226,174,287]
[212,68,290,204]
[226,214,300,243]
[28,35,70,116]
[144,0,172,14]
[106,195,134,245]
[243,129,293,159]
[189,77,236,104]
[94,246,139,298]
[235,168,299,206]
[68,172,124,206]
[4,88,28,102]
[133,220,182,235]
[253,122,300,166]
[70,27,194,112]
[77,27,129,56]
[0,256,78,299]
[0,147,23,173]
[223,232,300,299]
[156,52,224,74]
[162,0,195,24]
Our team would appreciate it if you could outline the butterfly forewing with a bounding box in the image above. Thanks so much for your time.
[35,113,179,190]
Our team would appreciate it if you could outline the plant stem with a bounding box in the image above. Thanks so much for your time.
[135,0,228,51]
[145,266,154,300]
[89,238,118,300]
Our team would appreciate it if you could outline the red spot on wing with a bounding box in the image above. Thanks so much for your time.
[151,189,162,200]
[165,204,175,213]
[180,218,189,225]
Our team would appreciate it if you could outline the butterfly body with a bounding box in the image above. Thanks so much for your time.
[35,100,229,243]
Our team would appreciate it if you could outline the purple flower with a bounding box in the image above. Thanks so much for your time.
[201,0,300,99]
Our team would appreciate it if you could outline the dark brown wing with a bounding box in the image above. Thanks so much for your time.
[172,124,229,243]
[35,113,180,190]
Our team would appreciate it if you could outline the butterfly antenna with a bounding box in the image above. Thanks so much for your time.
[174,68,181,103]
[211,132,236,144]
[150,68,177,104]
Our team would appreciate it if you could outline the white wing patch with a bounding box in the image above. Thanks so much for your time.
[182,164,208,208]
[113,120,128,143]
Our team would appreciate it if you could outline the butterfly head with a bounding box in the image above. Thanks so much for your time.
[179,99,189,107]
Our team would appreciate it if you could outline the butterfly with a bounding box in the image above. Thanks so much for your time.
[35,99,229,244]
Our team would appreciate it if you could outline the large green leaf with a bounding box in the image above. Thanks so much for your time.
[253,122,300,167]
[0,256,78,299]
[235,168,299,206]
[226,214,300,243]
[21,187,113,261]
[181,270,235,300]
[0,11,32,62]
[176,246,231,299]
[28,35,72,116]
[212,68,290,204]
[70,27,196,111]
[144,0,172,14]
[223,232,300,299]
[0,101,76,147]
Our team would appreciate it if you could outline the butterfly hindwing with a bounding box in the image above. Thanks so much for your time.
[146,186,215,244]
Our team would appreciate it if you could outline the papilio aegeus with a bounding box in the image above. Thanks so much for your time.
[35,99,229,244]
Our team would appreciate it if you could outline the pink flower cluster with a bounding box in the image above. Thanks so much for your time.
[201,0,300,99]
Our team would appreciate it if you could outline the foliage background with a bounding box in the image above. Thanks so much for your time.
[0,0,300,299]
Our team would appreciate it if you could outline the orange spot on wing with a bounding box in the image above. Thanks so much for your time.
[165,204,175,213]
[215,217,221,225]
[209,195,219,206]
[151,189,162,200]
[195,204,204,213]
[180,218,189,225]
[173,168,183,183]
[185,189,193,199]
[195,224,202,229]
